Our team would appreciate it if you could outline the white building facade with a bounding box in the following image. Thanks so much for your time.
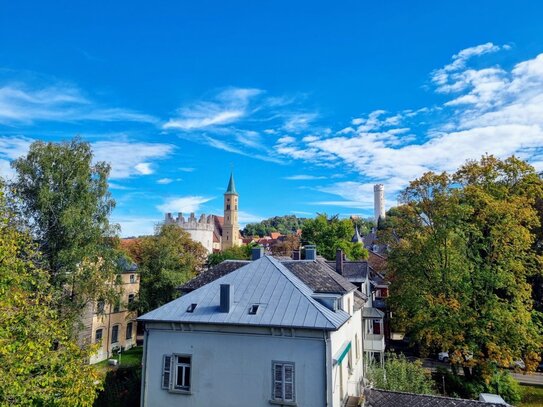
[139,253,364,406]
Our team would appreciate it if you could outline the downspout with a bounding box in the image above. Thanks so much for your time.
[325,331,333,406]
[140,326,149,407]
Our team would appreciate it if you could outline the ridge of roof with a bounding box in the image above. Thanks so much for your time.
[140,255,350,330]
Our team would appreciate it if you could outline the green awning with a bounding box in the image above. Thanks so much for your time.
[333,341,352,365]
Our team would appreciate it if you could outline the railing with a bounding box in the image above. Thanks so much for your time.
[363,333,385,352]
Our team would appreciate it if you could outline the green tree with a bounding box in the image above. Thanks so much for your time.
[302,213,368,260]
[0,183,101,406]
[207,243,254,267]
[137,223,207,313]
[367,354,435,394]
[243,215,308,237]
[10,138,119,318]
[387,156,543,384]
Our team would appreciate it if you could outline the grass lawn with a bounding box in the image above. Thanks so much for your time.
[519,385,543,407]
[95,346,143,371]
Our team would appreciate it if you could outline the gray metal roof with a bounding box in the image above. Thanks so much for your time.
[362,307,384,319]
[139,255,350,330]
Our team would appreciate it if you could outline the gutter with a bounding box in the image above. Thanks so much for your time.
[140,327,149,407]
[325,331,333,406]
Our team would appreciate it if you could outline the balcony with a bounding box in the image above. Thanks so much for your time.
[364,333,385,352]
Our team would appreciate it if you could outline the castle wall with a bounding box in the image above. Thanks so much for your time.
[164,213,216,254]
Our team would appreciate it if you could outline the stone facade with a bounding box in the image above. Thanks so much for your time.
[78,270,139,364]
[164,212,216,254]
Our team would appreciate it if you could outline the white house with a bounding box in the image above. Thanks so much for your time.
[138,247,365,406]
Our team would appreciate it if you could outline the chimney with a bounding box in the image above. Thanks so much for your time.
[336,249,344,275]
[251,245,264,260]
[292,250,301,260]
[305,245,317,260]
[220,284,232,313]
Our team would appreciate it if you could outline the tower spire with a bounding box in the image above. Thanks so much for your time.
[225,172,238,195]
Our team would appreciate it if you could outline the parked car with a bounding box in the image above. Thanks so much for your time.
[438,352,450,363]
[512,360,525,370]
[536,362,543,372]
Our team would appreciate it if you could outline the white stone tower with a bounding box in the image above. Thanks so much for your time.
[222,172,240,250]
[374,184,385,222]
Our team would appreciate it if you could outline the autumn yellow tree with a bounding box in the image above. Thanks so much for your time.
[387,156,543,400]
[0,184,101,406]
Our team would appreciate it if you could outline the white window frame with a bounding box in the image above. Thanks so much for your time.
[271,361,295,404]
[130,274,135,283]
[162,354,192,394]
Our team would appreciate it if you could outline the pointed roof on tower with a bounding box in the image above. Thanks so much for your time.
[351,226,363,243]
[225,172,238,195]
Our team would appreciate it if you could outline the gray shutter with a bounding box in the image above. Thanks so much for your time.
[284,364,294,401]
[273,363,283,400]
[162,355,172,389]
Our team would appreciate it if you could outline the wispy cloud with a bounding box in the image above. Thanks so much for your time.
[157,177,181,184]
[163,88,262,130]
[275,45,543,210]
[0,83,157,124]
[156,196,214,214]
[284,174,326,180]
[93,141,174,179]
[162,87,318,162]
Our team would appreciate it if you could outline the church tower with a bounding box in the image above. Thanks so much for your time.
[222,172,240,250]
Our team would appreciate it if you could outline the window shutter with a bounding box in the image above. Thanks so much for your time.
[162,355,172,389]
[273,363,283,399]
[284,364,294,401]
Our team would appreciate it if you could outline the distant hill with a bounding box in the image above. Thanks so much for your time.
[243,215,308,237]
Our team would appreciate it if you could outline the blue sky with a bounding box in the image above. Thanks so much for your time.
[1,1,543,236]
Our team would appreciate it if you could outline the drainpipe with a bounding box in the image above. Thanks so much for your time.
[140,326,149,407]
[325,331,333,406]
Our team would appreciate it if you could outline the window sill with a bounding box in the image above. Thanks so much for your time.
[269,400,297,406]
[169,389,192,395]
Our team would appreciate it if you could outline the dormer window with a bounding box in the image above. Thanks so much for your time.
[249,304,259,315]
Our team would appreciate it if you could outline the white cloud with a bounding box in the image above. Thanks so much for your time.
[0,137,174,180]
[0,83,157,124]
[238,211,264,225]
[284,174,326,180]
[157,177,181,184]
[282,113,318,132]
[275,47,543,211]
[134,162,153,175]
[163,87,262,130]
[156,196,214,214]
[178,167,195,172]
[92,141,174,179]
[112,215,160,237]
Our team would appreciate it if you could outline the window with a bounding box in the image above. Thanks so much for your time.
[96,300,105,314]
[126,322,133,340]
[174,355,191,392]
[113,301,120,313]
[128,293,135,304]
[95,328,103,344]
[272,362,295,403]
[162,354,192,393]
[226,204,230,210]
[111,325,119,344]
[130,274,135,283]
